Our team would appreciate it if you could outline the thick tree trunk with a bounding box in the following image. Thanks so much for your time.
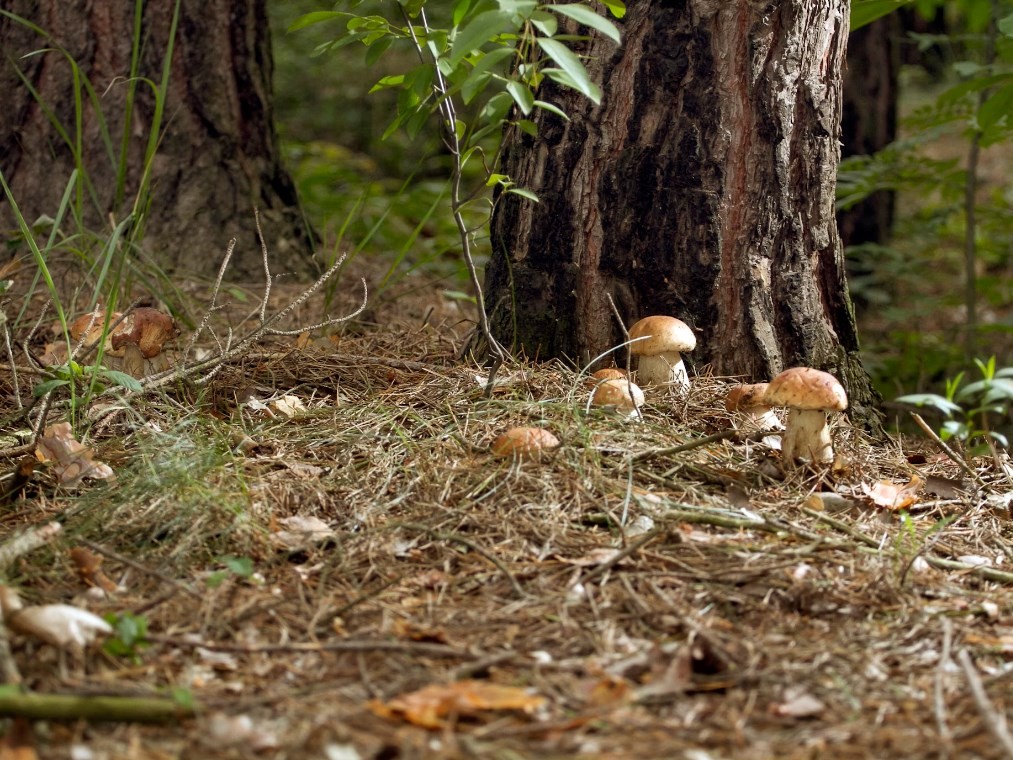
[0,0,313,279]
[484,0,879,420]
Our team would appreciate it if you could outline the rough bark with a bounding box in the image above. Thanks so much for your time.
[839,14,898,249]
[0,0,314,279]
[483,0,879,421]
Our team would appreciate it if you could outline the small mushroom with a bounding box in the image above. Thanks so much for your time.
[69,307,177,378]
[763,368,847,464]
[492,427,561,460]
[628,316,696,388]
[725,383,784,431]
[590,378,645,419]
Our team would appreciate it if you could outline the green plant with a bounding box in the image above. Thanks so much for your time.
[103,611,151,662]
[898,356,1013,454]
[293,0,624,387]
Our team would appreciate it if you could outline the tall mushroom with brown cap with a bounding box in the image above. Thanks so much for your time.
[628,316,696,389]
[763,368,847,464]
[725,383,783,431]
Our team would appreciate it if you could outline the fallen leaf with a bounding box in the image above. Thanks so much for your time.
[923,474,967,499]
[861,475,923,511]
[272,394,306,418]
[392,619,449,644]
[770,686,825,718]
[271,516,335,551]
[35,423,114,486]
[369,680,546,729]
[0,718,37,760]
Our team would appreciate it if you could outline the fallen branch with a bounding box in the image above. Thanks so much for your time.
[958,649,1013,759]
[0,686,194,723]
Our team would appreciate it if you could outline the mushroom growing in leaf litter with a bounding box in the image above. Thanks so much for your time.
[492,427,561,460]
[627,316,696,389]
[70,307,178,378]
[763,368,847,464]
[725,383,784,431]
[590,379,645,420]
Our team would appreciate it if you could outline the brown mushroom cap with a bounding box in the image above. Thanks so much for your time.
[764,368,847,411]
[725,383,771,413]
[628,316,696,355]
[492,427,561,458]
[69,307,177,359]
[591,378,645,410]
[592,368,628,381]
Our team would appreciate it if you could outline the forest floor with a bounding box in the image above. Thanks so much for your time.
[2,259,1013,760]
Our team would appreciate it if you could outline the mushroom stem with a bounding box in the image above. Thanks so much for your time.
[637,352,687,389]
[782,409,834,464]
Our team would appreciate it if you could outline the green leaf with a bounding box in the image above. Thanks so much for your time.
[533,99,569,120]
[486,173,510,186]
[289,10,344,32]
[506,187,539,202]
[999,13,1013,38]
[530,10,557,37]
[600,0,625,18]
[33,378,69,397]
[896,393,963,417]
[978,82,1013,134]
[496,0,537,18]
[100,370,143,392]
[537,38,600,103]
[369,74,405,94]
[480,90,514,125]
[850,1,916,32]
[222,555,254,578]
[365,36,394,66]
[449,9,514,67]
[543,66,602,104]
[516,118,538,136]
[506,80,534,114]
[453,0,474,27]
[461,47,515,103]
[549,4,621,44]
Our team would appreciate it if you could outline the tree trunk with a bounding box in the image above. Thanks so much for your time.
[483,0,880,421]
[839,14,898,249]
[0,0,313,279]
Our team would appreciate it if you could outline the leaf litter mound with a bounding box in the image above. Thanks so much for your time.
[2,274,1013,759]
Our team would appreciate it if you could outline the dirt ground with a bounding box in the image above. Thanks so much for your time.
[1,263,1013,760]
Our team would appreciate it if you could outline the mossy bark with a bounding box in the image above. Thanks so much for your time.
[0,0,314,279]
[483,0,881,423]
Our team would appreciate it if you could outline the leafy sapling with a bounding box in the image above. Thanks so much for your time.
[293,0,624,392]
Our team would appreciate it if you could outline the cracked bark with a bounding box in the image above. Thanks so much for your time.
[483,0,880,424]
[0,0,314,278]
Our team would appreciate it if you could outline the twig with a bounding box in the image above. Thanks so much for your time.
[576,530,661,587]
[910,412,985,488]
[149,635,475,659]
[0,689,194,723]
[0,522,62,572]
[958,648,1013,759]
[78,540,201,600]
[935,618,953,752]
[632,429,772,463]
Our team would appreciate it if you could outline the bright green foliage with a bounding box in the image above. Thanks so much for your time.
[898,357,1013,453]
[103,611,151,662]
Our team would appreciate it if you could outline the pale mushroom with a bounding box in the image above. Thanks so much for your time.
[725,383,784,431]
[763,368,848,464]
[492,427,561,459]
[590,378,645,419]
[627,316,696,388]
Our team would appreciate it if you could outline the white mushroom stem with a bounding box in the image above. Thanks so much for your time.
[751,408,785,431]
[637,352,688,389]
[782,409,834,464]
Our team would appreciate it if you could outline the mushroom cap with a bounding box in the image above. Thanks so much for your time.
[591,378,645,410]
[764,368,847,411]
[69,307,177,359]
[725,383,771,413]
[492,427,561,458]
[591,368,628,381]
[628,316,696,355]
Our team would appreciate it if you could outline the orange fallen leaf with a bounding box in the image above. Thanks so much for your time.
[861,475,923,511]
[369,680,546,729]
[36,423,114,485]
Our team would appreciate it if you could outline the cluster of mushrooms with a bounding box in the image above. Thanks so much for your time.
[494,315,849,466]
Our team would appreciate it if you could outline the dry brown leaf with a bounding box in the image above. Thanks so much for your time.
[369,680,547,729]
[0,718,37,760]
[272,394,306,418]
[68,547,118,592]
[35,422,114,485]
[392,619,449,644]
[270,515,334,551]
[861,475,923,511]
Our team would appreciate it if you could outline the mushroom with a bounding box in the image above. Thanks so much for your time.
[627,316,696,388]
[725,383,783,431]
[763,368,847,464]
[590,378,645,419]
[69,307,177,378]
[492,427,561,460]
[583,367,628,390]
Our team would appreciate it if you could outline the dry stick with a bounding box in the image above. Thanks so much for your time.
[0,521,62,571]
[935,617,954,752]
[575,530,661,587]
[910,412,985,488]
[78,539,201,600]
[399,522,527,599]
[3,320,21,410]
[0,690,194,723]
[632,429,771,463]
[958,648,1013,759]
[149,635,475,659]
